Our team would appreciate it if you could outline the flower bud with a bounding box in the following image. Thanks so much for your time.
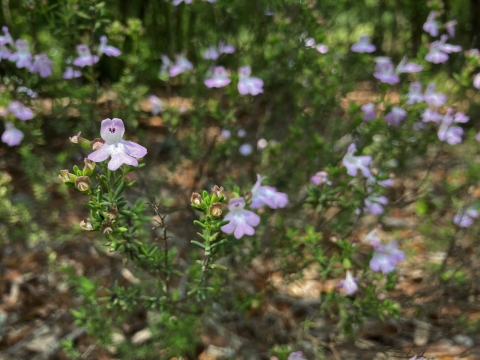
[75,176,91,193]
[90,138,105,151]
[210,202,223,217]
[106,207,118,220]
[102,221,114,235]
[211,185,225,198]
[70,132,92,150]
[191,192,202,206]
[83,158,96,177]
[79,218,94,231]
[58,169,77,183]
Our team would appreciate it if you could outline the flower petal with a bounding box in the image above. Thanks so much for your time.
[121,140,147,158]
[88,143,112,162]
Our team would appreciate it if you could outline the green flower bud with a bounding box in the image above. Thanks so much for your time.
[83,158,96,177]
[58,169,77,184]
[75,176,91,193]
[69,132,92,150]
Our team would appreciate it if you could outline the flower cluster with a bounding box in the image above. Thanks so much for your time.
[204,65,264,95]
[202,41,235,60]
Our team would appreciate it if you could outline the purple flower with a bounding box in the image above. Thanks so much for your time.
[364,228,381,247]
[423,11,438,37]
[370,240,404,274]
[426,35,461,64]
[9,40,32,68]
[0,44,10,60]
[17,86,38,98]
[396,56,423,74]
[251,174,288,209]
[445,20,458,37]
[316,44,329,54]
[205,66,231,88]
[88,118,147,171]
[304,37,316,48]
[169,54,193,77]
[99,35,121,57]
[149,95,163,115]
[338,270,358,295]
[257,138,268,149]
[342,143,372,178]
[474,74,480,89]
[221,198,260,239]
[363,195,388,215]
[351,35,376,53]
[238,66,263,95]
[406,82,424,104]
[288,352,306,360]
[73,45,99,67]
[476,132,480,142]
[237,129,246,138]
[0,26,13,46]
[421,109,442,123]
[63,66,82,79]
[202,46,219,60]
[424,83,446,106]
[218,41,235,54]
[30,54,53,78]
[361,103,375,121]
[173,0,192,5]
[220,129,231,139]
[159,55,173,76]
[385,107,406,127]
[438,124,463,145]
[453,208,478,227]
[7,101,33,120]
[310,171,332,186]
[1,122,23,146]
[373,59,399,85]
[239,143,253,156]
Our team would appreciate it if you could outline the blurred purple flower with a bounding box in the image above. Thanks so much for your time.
[338,270,358,295]
[99,35,121,57]
[218,41,235,54]
[423,11,438,37]
[438,123,463,145]
[251,174,288,209]
[63,66,82,79]
[406,82,424,104]
[373,59,399,85]
[342,143,372,178]
[316,44,328,53]
[0,45,10,59]
[17,86,38,98]
[424,83,446,106]
[370,240,404,274]
[426,35,461,64]
[9,40,32,68]
[237,129,246,138]
[220,129,231,139]
[396,56,423,73]
[73,45,99,67]
[0,26,13,46]
[257,138,268,149]
[361,103,375,121]
[363,195,388,215]
[30,54,53,78]
[202,46,219,60]
[305,37,316,48]
[205,66,231,88]
[288,352,306,360]
[385,107,406,127]
[238,66,263,95]
[173,0,192,5]
[453,208,478,227]
[445,20,458,37]
[88,118,147,171]
[351,35,376,53]
[159,55,173,76]
[474,74,480,89]
[1,123,23,146]
[7,101,33,120]
[239,143,253,156]
[221,197,260,239]
[364,228,381,247]
[421,109,442,123]
[310,171,332,186]
[169,54,193,77]
[148,95,163,115]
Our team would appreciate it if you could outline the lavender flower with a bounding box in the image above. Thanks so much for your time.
[338,271,358,295]
[173,0,193,5]
[17,87,38,98]
[424,83,446,106]
[426,35,461,64]
[438,124,463,145]
[169,55,193,77]
[250,174,288,209]
[0,44,10,60]
[221,198,260,239]
[396,56,423,73]
[453,208,478,227]
[148,95,163,115]
[30,54,53,78]
[287,352,306,360]
[9,40,32,68]
[220,129,231,139]
[385,107,406,127]
[310,171,332,186]
[421,109,442,123]
[406,82,424,104]
[202,46,219,60]
[99,35,121,57]
[373,60,399,85]
[237,129,246,138]
[361,103,375,121]
[218,41,235,54]
[423,11,438,37]
[73,45,99,67]
[237,66,264,95]
[342,143,372,178]
[363,195,388,215]
[205,66,231,88]
[316,44,329,53]
[239,143,253,156]
[7,101,33,120]
[351,35,376,53]
[305,37,316,48]
[88,118,147,171]
[0,26,13,46]
[474,74,480,89]
[445,20,458,37]
[159,55,173,76]
[370,240,405,274]
[63,66,82,79]
[1,123,23,146]
[364,228,381,247]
